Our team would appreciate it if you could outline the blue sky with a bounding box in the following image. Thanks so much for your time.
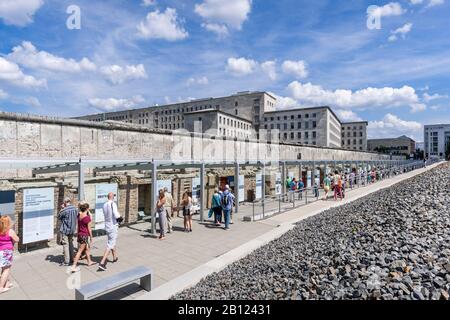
[1,0,450,141]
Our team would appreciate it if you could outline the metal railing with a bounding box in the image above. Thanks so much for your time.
[248,159,436,221]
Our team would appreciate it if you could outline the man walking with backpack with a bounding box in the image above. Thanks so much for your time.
[221,185,234,230]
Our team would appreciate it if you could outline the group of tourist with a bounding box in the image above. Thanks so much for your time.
[58,192,123,273]
[156,187,195,240]
[209,185,235,230]
[156,184,236,239]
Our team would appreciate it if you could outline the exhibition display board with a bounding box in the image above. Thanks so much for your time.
[275,173,282,195]
[23,188,54,244]
[0,190,15,224]
[191,178,200,205]
[255,174,262,200]
[238,175,245,201]
[307,171,312,188]
[227,176,245,202]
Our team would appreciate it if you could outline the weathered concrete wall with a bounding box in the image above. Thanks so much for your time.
[0,112,398,164]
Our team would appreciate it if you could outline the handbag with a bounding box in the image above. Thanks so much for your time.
[111,202,124,224]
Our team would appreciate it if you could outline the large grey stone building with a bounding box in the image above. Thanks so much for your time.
[261,107,342,148]
[424,124,450,159]
[75,91,276,132]
[341,121,368,151]
[76,91,375,149]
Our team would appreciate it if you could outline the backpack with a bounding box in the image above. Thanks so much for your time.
[222,193,230,207]
[338,178,342,188]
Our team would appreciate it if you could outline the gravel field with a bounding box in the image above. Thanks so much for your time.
[173,163,450,300]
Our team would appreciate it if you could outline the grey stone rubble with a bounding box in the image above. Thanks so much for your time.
[173,163,450,300]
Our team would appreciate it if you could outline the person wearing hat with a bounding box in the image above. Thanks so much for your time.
[221,185,234,230]
[57,196,78,266]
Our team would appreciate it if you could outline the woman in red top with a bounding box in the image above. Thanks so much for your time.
[70,202,94,273]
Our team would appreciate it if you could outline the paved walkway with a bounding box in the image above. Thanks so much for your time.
[1,162,442,300]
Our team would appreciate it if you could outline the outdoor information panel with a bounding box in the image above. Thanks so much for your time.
[238,175,245,201]
[23,188,54,244]
[227,176,245,202]
[191,178,200,205]
[94,183,118,230]
[275,173,282,195]
[255,174,262,200]
[307,171,312,188]
[0,190,16,225]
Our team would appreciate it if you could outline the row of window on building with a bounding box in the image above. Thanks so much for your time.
[342,131,364,138]
[218,116,250,130]
[264,113,317,122]
[342,125,364,131]
[263,121,317,130]
[342,139,365,148]
[218,128,249,138]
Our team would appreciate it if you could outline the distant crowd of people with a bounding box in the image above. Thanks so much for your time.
[284,168,389,203]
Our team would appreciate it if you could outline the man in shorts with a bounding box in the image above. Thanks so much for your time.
[98,192,122,271]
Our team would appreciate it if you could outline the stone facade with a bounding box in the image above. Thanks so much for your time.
[424,124,450,159]
[74,91,276,132]
[261,107,342,148]
[341,121,368,151]
[184,109,253,139]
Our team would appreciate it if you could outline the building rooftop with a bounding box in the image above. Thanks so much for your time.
[341,121,369,125]
[263,106,342,124]
[73,91,273,119]
[184,109,253,124]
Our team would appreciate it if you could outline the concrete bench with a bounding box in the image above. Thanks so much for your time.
[75,266,153,300]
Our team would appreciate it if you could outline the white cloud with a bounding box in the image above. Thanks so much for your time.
[336,110,363,122]
[427,0,445,8]
[0,0,43,27]
[261,60,277,80]
[0,57,46,88]
[410,103,427,113]
[388,35,398,42]
[24,96,41,108]
[88,95,145,112]
[100,64,147,85]
[8,41,147,85]
[7,41,97,73]
[137,8,188,41]
[282,60,308,79]
[226,57,257,76]
[141,0,156,6]
[388,23,413,41]
[423,92,448,102]
[201,23,229,37]
[268,93,298,109]
[195,0,252,35]
[373,2,406,17]
[186,76,209,86]
[288,81,422,112]
[409,0,424,4]
[0,88,8,99]
[368,113,422,140]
